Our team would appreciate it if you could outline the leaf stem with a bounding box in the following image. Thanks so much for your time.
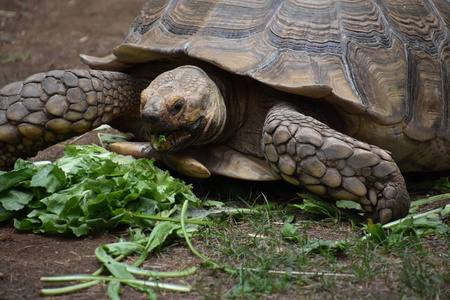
[125,210,208,225]
[41,275,192,292]
[180,200,236,274]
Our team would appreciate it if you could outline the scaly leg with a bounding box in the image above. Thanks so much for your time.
[263,102,410,223]
[0,69,147,170]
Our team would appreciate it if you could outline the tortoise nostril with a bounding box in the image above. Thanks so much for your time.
[142,111,159,125]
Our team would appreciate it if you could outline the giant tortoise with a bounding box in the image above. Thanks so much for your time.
[1,0,449,224]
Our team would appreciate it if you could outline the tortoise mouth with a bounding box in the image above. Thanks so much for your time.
[146,116,205,152]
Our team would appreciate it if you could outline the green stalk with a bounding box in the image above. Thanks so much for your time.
[180,200,236,274]
[95,246,197,278]
[41,275,192,292]
[40,254,126,296]
[126,265,197,278]
[383,207,445,229]
[125,210,208,225]
[409,193,450,211]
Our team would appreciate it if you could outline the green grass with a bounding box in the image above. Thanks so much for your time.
[181,180,450,299]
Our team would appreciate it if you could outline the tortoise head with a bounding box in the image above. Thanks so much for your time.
[140,65,227,152]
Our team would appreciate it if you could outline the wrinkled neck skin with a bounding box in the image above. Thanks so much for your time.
[200,67,248,144]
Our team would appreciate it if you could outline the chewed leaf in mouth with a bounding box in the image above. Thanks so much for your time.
[148,129,194,152]
[146,116,206,152]
[158,135,167,143]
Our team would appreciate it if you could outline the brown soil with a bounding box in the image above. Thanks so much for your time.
[0,1,449,300]
[0,1,150,299]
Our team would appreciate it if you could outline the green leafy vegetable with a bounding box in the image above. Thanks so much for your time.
[0,145,199,236]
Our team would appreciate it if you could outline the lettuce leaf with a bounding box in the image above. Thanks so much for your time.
[0,145,199,236]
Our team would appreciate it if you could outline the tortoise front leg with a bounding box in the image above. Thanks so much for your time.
[263,102,410,224]
[0,70,147,170]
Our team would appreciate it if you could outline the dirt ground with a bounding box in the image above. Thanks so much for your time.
[0,1,449,300]
[0,1,151,299]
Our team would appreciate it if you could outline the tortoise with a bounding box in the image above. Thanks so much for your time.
[1,0,450,224]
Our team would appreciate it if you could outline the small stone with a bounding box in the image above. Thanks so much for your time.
[294,127,324,147]
[6,103,29,121]
[18,124,43,140]
[300,156,327,178]
[278,154,296,176]
[343,177,367,196]
[372,161,398,178]
[321,137,354,160]
[265,144,279,162]
[46,95,68,116]
[321,168,342,188]
[347,149,381,169]
[273,126,291,145]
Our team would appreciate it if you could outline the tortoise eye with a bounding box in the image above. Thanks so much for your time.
[172,101,184,115]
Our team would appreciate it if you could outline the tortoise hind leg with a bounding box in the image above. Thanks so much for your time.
[263,102,410,224]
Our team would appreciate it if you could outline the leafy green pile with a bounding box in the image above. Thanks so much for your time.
[0,145,199,236]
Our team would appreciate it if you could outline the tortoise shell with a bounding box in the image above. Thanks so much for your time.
[84,0,450,171]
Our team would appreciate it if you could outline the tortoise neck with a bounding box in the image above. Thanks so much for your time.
[204,69,247,144]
